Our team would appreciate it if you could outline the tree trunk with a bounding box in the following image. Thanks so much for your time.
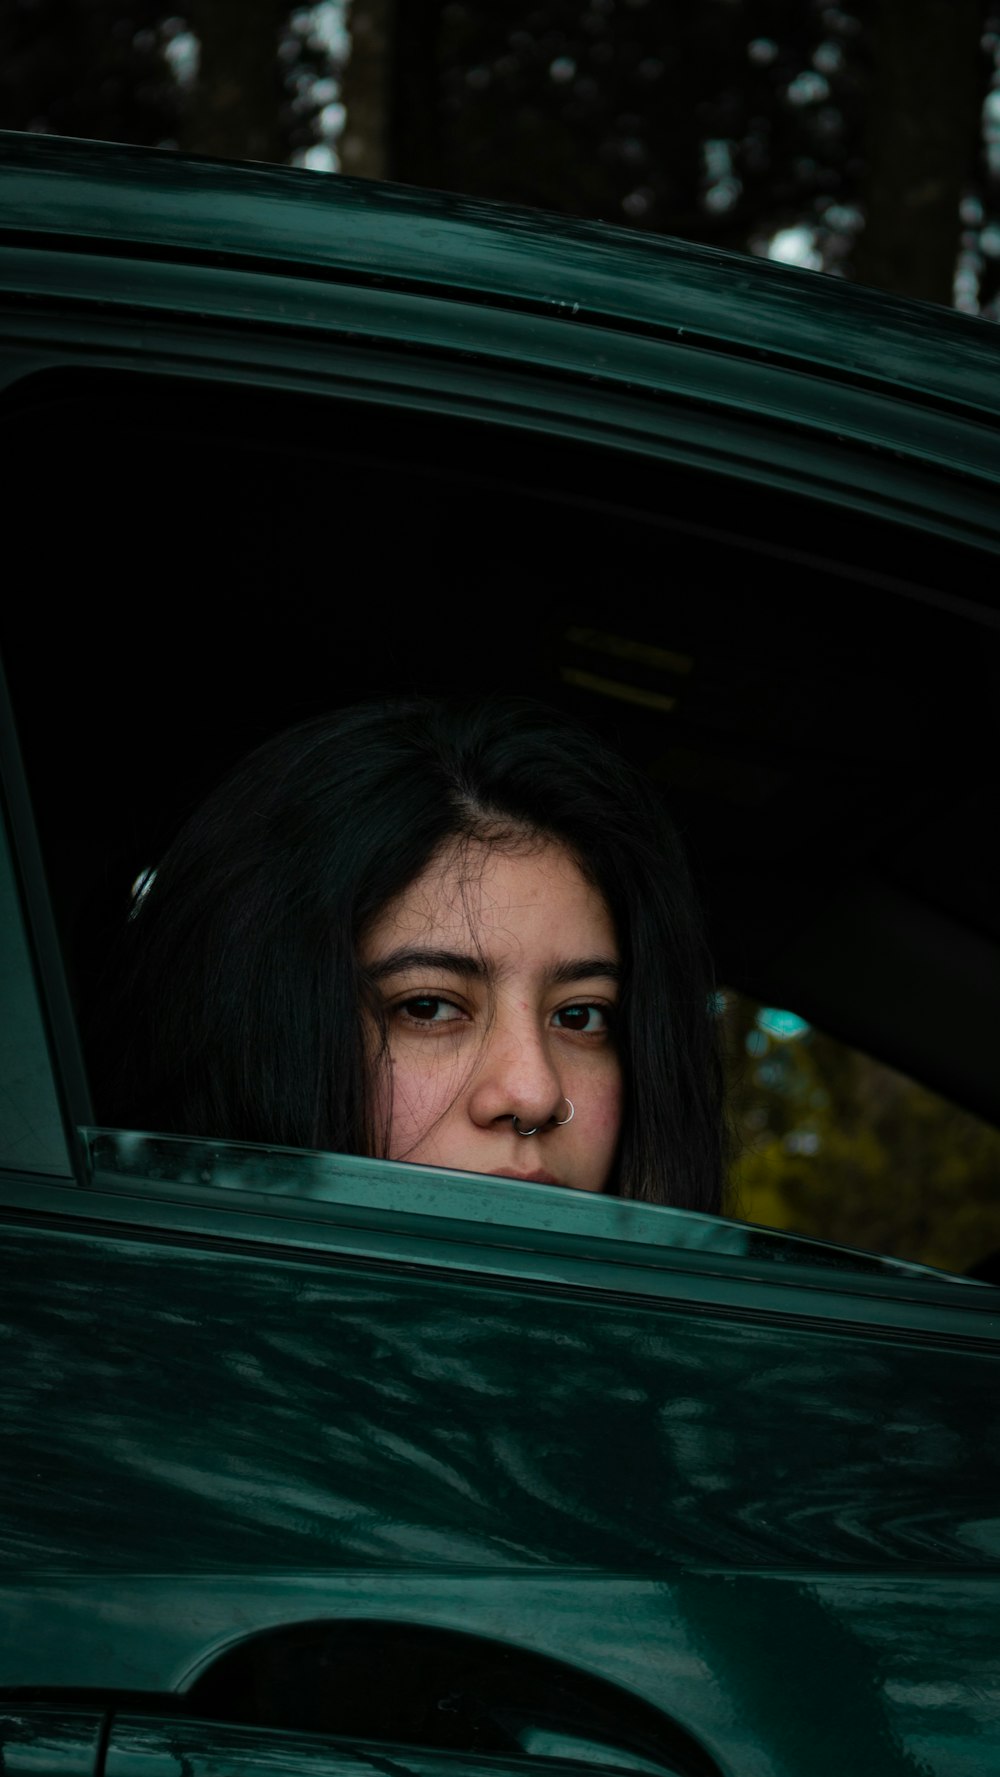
[854,0,983,305]
[179,0,284,164]
[388,0,445,188]
[339,0,394,181]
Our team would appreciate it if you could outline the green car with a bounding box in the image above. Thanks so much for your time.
[1,133,999,1777]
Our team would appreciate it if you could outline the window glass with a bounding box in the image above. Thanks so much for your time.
[0,811,71,1176]
[723,991,1000,1279]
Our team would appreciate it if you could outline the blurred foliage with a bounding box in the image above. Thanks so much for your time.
[0,0,183,147]
[0,0,343,167]
[411,1,871,255]
[723,992,1000,1276]
[2,2,1000,309]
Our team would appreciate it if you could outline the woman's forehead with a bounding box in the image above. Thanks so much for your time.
[362,837,617,962]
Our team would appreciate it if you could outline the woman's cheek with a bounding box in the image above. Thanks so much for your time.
[386,1050,463,1158]
[589,1059,624,1133]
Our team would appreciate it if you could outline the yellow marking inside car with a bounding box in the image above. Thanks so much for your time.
[565,626,694,676]
[560,667,678,713]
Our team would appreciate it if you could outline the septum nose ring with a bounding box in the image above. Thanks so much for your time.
[512,1099,574,1137]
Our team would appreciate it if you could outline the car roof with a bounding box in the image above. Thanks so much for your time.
[3,131,1000,571]
[3,129,1000,429]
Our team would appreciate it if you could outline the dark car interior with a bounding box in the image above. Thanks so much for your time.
[3,366,998,1264]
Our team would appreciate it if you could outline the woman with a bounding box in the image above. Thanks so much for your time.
[100,698,724,1212]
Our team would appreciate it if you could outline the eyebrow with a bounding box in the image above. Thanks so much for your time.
[549,957,621,986]
[366,947,620,987]
[366,947,489,983]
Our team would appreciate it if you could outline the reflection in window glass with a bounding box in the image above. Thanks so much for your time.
[722,991,1000,1278]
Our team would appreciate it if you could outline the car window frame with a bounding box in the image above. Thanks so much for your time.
[0,652,90,1182]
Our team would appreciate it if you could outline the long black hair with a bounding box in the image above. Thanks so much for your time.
[97,698,725,1212]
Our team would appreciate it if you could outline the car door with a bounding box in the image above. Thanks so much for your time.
[3,663,1000,1777]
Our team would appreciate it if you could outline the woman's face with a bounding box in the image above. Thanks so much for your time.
[360,838,623,1192]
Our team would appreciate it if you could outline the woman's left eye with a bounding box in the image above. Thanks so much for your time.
[553,1003,609,1034]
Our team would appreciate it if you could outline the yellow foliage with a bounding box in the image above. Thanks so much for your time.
[722,995,1000,1276]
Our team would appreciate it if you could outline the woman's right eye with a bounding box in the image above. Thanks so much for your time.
[397,996,464,1024]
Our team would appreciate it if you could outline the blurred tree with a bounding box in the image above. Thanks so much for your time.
[724,994,1000,1274]
[389,0,446,188]
[0,1,346,169]
[180,0,284,163]
[0,0,180,148]
[339,0,392,178]
[854,0,983,304]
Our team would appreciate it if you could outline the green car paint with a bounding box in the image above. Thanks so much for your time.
[1,1142,998,1776]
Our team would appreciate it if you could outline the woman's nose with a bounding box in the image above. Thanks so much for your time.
[466,1014,565,1133]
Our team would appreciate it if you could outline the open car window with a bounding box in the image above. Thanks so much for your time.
[4,370,999,1279]
[1,301,998,1288]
